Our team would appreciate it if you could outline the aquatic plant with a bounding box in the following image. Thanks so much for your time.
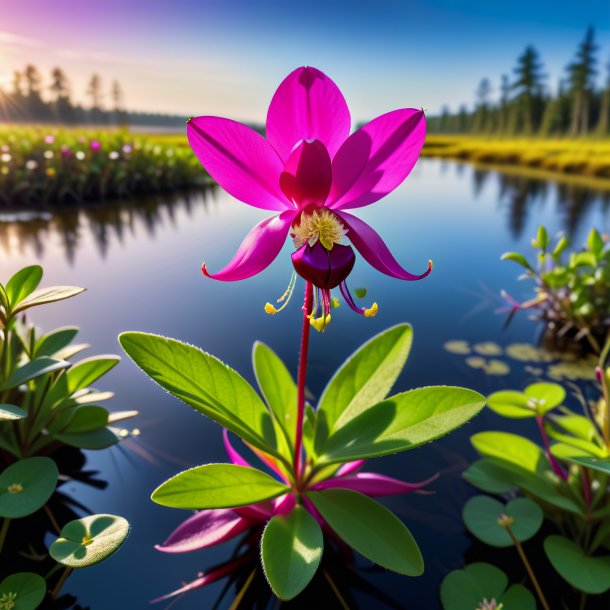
[461,342,610,608]
[0,127,206,207]
[120,66,485,603]
[502,225,610,352]
[0,265,133,608]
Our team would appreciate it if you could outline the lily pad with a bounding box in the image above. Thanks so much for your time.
[440,562,536,610]
[444,340,471,355]
[463,496,543,547]
[544,535,610,594]
[0,404,27,421]
[49,514,130,568]
[0,457,58,518]
[0,572,46,610]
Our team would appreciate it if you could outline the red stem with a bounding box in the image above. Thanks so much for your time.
[536,415,567,481]
[294,282,313,482]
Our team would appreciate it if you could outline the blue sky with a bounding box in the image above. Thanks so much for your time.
[0,0,608,122]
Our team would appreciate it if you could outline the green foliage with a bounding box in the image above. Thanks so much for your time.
[487,382,565,418]
[49,514,131,568]
[151,464,290,509]
[0,572,46,610]
[440,563,536,610]
[501,225,610,348]
[261,506,323,601]
[463,496,543,547]
[307,489,424,576]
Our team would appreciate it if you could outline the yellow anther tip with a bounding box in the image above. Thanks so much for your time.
[364,302,379,317]
[264,303,277,315]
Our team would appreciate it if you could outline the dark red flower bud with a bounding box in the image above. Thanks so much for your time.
[291,241,355,289]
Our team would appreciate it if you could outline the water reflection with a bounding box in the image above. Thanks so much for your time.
[0,186,217,264]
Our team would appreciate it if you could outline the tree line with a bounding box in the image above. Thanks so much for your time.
[428,27,610,136]
[0,65,185,127]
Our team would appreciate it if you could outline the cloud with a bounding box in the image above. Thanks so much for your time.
[0,31,43,48]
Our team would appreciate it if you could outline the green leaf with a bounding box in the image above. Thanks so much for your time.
[151,464,289,510]
[553,235,570,258]
[55,427,119,450]
[501,252,533,271]
[49,514,130,568]
[306,489,423,576]
[3,357,69,390]
[440,563,535,610]
[63,356,120,394]
[5,266,43,310]
[119,332,277,457]
[12,286,85,315]
[587,228,604,258]
[252,341,297,448]
[536,225,548,251]
[524,382,565,412]
[0,457,58,518]
[562,455,610,475]
[319,386,485,465]
[471,432,545,475]
[35,326,79,358]
[354,287,367,298]
[0,403,27,421]
[0,572,46,610]
[316,324,413,448]
[463,496,543,547]
[261,506,323,600]
[463,459,516,494]
[544,535,610,594]
[487,390,535,418]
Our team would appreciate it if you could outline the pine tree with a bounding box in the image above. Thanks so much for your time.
[596,58,610,134]
[567,27,598,136]
[473,78,492,132]
[512,46,546,134]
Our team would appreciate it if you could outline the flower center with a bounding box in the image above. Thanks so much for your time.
[291,207,347,251]
[81,534,94,546]
[7,483,23,494]
[477,599,503,610]
[0,592,17,610]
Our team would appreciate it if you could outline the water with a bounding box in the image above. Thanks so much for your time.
[0,159,608,609]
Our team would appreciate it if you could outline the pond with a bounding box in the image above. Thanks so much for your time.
[1,158,608,609]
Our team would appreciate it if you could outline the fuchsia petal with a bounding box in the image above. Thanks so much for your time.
[337,211,432,280]
[155,509,253,554]
[223,429,252,468]
[273,493,296,516]
[336,460,366,476]
[150,552,253,603]
[280,139,332,209]
[312,472,437,497]
[234,502,273,521]
[202,210,295,281]
[187,116,288,211]
[266,66,351,162]
[328,108,426,210]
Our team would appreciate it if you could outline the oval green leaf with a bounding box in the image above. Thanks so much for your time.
[0,457,58,518]
[544,535,610,594]
[119,332,277,457]
[34,326,79,358]
[463,496,543,548]
[487,390,535,419]
[4,357,69,391]
[319,386,485,465]
[0,404,27,421]
[5,266,43,310]
[524,382,565,412]
[307,489,423,576]
[12,286,85,315]
[463,459,516,494]
[0,572,46,610]
[49,514,130,568]
[152,464,290,510]
[261,506,323,600]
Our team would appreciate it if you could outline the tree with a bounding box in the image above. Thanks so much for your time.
[473,78,492,132]
[87,73,104,123]
[596,58,610,135]
[111,80,127,125]
[512,46,546,134]
[567,26,598,136]
[498,74,511,133]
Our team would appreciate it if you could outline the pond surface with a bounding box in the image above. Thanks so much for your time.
[1,159,608,609]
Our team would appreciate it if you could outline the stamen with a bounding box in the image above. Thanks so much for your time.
[309,288,331,332]
[264,272,298,315]
[340,281,379,317]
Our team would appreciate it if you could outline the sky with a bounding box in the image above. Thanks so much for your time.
[0,0,609,123]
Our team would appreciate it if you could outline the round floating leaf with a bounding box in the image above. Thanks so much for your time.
[261,506,323,600]
[0,572,46,610]
[49,514,130,568]
[544,535,610,594]
[444,340,471,355]
[307,489,423,576]
[0,404,27,421]
[463,459,515,494]
[0,457,58,518]
[152,464,290,510]
[501,584,537,609]
[463,496,543,548]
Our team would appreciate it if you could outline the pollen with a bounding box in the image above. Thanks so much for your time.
[292,208,347,251]
[7,483,23,494]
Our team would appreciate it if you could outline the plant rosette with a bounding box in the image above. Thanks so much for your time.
[121,324,486,601]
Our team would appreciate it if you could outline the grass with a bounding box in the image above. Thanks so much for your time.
[423,135,610,179]
[0,125,208,207]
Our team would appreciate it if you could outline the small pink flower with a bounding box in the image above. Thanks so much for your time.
[44,134,55,144]
[188,67,431,326]
[60,145,72,158]
[90,140,101,152]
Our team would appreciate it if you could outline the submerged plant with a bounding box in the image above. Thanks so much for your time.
[462,340,610,607]
[502,225,610,352]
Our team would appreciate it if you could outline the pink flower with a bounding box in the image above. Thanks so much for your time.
[90,140,101,152]
[188,67,431,327]
[44,134,55,144]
